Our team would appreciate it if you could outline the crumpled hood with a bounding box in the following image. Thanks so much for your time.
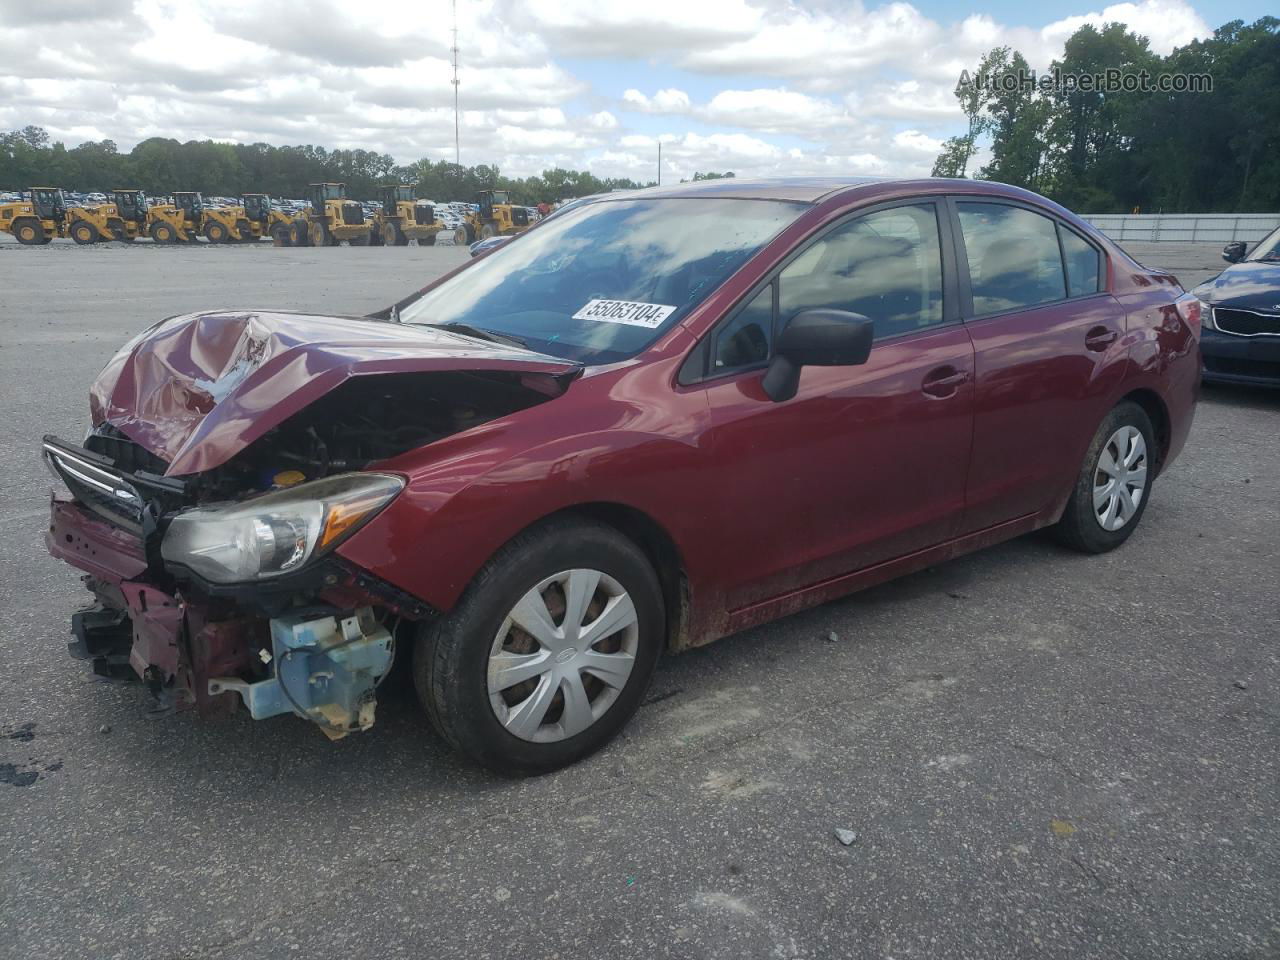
[90,310,579,476]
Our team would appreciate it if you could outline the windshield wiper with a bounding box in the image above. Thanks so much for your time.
[430,321,529,349]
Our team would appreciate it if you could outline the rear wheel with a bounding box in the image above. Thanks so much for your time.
[70,221,98,245]
[13,219,43,245]
[480,223,498,240]
[1053,401,1155,553]
[204,220,230,244]
[149,221,177,244]
[271,223,293,246]
[292,221,310,247]
[236,219,255,242]
[415,519,663,775]
[453,226,469,245]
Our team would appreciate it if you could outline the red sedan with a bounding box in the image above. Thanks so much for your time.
[43,177,1201,773]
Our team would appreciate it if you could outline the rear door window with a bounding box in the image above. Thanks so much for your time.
[957,202,1066,315]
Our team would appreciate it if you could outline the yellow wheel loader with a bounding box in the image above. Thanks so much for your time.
[156,192,205,243]
[368,184,442,247]
[200,202,246,244]
[198,193,284,243]
[244,193,298,244]
[291,182,371,247]
[65,189,150,243]
[453,189,531,245]
[0,186,67,244]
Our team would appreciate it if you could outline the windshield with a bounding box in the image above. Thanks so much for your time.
[1245,226,1280,262]
[399,197,805,363]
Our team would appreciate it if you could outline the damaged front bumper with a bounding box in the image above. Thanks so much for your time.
[44,437,430,738]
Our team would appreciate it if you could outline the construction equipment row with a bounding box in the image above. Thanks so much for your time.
[0,184,533,247]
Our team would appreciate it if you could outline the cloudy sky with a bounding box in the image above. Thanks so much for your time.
[0,0,1261,182]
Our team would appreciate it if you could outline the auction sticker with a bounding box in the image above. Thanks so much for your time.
[572,299,677,328]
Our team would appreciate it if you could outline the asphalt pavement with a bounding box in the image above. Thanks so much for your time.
[0,238,1276,960]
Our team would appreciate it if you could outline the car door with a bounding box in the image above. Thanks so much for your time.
[947,198,1128,534]
[689,200,976,611]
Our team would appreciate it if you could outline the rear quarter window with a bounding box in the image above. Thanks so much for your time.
[1060,227,1103,297]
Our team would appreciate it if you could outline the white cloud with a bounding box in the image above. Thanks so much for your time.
[0,0,1219,183]
[1040,0,1209,57]
[621,88,692,113]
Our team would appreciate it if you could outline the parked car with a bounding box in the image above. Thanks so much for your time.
[1193,225,1280,387]
[43,177,1200,774]
[469,234,510,256]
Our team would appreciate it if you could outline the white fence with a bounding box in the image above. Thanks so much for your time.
[1082,213,1279,244]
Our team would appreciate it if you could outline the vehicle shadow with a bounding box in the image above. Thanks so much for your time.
[128,531,1045,804]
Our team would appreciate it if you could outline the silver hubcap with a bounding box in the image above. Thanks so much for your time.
[488,569,639,743]
[1094,425,1148,531]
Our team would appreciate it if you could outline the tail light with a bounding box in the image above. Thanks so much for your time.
[1175,295,1204,334]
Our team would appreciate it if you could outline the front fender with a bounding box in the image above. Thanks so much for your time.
[335,351,714,613]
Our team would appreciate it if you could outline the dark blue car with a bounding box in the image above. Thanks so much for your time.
[1194,225,1280,387]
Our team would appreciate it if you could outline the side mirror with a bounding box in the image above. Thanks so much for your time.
[762,309,874,402]
[1222,241,1247,264]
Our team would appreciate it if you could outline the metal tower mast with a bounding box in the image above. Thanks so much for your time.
[451,0,460,167]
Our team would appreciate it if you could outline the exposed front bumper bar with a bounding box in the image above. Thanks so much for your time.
[45,489,425,736]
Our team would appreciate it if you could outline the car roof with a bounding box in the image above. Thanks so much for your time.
[611,177,886,203]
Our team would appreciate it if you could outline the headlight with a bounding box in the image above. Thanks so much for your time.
[161,473,404,583]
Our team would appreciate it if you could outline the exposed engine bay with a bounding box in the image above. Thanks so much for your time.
[85,368,552,502]
[46,364,569,738]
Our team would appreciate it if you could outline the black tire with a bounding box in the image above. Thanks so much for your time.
[13,218,43,245]
[1053,400,1156,554]
[271,223,293,246]
[292,221,310,247]
[415,519,664,775]
[310,220,336,247]
[204,221,229,243]
[236,219,255,242]
[150,222,177,244]
[70,221,98,245]
[480,223,497,240]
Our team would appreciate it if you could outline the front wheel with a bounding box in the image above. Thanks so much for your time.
[415,519,663,775]
[1053,400,1155,553]
[70,221,98,245]
[150,222,177,244]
